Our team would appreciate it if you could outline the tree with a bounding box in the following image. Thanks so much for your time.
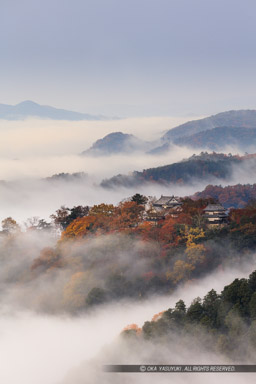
[167,260,195,284]
[25,217,52,232]
[24,216,40,230]
[69,205,89,222]
[221,278,251,317]
[131,193,147,205]
[31,247,62,271]
[113,201,144,229]
[248,271,256,292]
[186,298,204,323]
[171,300,186,324]
[62,215,97,239]
[142,321,156,340]
[184,226,206,267]
[63,271,92,311]
[89,204,115,217]
[86,287,107,306]
[1,217,20,234]
[51,205,89,230]
[203,289,219,308]
[122,324,142,337]
[51,206,70,229]
[37,219,53,231]
[201,289,220,328]
[158,216,178,245]
[249,293,256,320]
[175,299,186,313]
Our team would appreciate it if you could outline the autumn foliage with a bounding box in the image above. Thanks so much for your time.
[122,323,142,335]
[62,202,144,239]
[13,195,256,312]
[193,184,256,209]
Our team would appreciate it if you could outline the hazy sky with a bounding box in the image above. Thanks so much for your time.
[1,0,256,116]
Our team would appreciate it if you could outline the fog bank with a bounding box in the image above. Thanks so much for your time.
[0,116,194,158]
[0,256,255,384]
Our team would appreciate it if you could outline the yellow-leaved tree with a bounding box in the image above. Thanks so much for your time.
[184,226,206,266]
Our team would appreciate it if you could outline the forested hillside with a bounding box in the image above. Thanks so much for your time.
[163,110,256,141]
[101,153,255,188]
[122,269,256,360]
[174,126,256,151]
[2,196,256,313]
[193,184,256,208]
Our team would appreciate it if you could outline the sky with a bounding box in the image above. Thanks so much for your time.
[1,4,256,382]
[1,0,256,117]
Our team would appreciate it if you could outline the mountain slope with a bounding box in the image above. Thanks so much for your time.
[174,126,256,151]
[163,110,256,141]
[81,131,153,156]
[192,183,256,208]
[0,100,104,120]
[120,269,256,362]
[101,153,253,188]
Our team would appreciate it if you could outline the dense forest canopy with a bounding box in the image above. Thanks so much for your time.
[101,153,256,188]
[193,183,256,208]
[122,269,256,361]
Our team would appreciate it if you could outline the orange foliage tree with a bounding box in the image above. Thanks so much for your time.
[122,323,142,335]
[111,201,145,230]
[62,215,97,239]
[31,247,62,271]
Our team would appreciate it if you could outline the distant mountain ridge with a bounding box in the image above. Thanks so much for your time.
[100,152,256,188]
[174,126,256,151]
[81,110,256,156]
[81,131,155,156]
[146,109,256,155]
[0,100,105,120]
[3,104,256,153]
[163,109,256,141]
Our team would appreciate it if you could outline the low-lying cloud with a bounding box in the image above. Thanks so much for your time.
[1,116,254,224]
[0,251,254,384]
[58,259,256,384]
[0,116,194,157]
[1,107,256,384]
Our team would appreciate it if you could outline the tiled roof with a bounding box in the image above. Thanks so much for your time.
[154,196,174,205]
[204,204,226,212]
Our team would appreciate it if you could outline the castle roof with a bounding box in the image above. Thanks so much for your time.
[204,204,226,212]
[154,195,181,206]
